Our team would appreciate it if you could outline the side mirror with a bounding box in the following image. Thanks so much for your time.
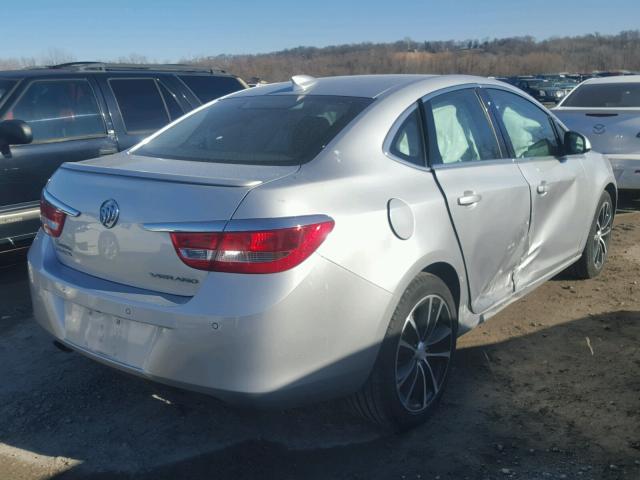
[563,130,591,155]
[0,119,33,157]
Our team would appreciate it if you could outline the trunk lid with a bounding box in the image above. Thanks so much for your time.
[46,153,298,296]
[554,108,640,154]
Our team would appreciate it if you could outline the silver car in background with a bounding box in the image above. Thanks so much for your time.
[29,74,616,430]
[554,75,640,192]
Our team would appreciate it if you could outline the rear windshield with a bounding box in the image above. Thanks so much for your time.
[563,83,640,108]
[179,75,246,103]
[135,95,373,166]
[0,79,17,104]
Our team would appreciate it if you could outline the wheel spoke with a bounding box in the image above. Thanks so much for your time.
[593,241,602,266]
[427,298,444,341]
[417,362,428,409]
[423,359,439,395]
[397,360,416,387]
[426,350,451,359]
[399,339,417,353]
[405,365,419,401]
[427,325,452,346]
[406,312,420,338]
[422,296,434,341]
[599,236,608,256]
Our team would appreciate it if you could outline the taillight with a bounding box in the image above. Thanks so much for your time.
[40,196,67,237]
[170,220,334,273]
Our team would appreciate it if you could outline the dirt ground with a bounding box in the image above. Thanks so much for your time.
[1,198,639,480]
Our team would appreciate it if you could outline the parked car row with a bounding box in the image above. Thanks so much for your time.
[497,75,579,103]
[14,71,618,429]
[0,62,247,256]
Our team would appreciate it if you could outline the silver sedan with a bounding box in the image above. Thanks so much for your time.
[554,75,640,192]
[29,74,616,430]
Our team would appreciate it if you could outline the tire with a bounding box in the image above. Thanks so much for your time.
[351,273,458,431]
[572,190,614,279]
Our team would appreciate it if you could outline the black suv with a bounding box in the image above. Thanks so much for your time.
[0,62,247,256]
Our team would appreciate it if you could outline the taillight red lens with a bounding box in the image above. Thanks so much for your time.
[40,197,67,237]
[170,220,334,273]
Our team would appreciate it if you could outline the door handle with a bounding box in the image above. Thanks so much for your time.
[537,181,549,195]
[99,147,118,156]
[457,191,482,206]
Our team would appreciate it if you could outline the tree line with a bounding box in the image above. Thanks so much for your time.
[187,31,640,82]
[2,31,639,82]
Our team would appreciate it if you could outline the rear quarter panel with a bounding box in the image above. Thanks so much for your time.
[230,98,474,338]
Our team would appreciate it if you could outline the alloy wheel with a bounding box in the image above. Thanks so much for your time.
[395,294,454,413]
[593,200,612,270]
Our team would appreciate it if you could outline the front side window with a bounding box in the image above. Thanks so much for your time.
[488,89,559,158]
[388,107,424,166]
[3,79,105,143]
[178,75,245,103]
[135,95,372,165]
[427,89,501,165]
[562,83,640,108]
[109,78,169,133]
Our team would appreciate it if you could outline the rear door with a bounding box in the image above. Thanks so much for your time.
[484,88,587,287]
[0,75,117,209]
[96,75,186,150]
[424,87,531,313]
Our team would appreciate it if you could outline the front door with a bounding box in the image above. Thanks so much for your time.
[424,87,532,313]
[0,76,117,209]
[484,88,586,288]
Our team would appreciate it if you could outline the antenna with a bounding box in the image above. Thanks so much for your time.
[291,75,317,91]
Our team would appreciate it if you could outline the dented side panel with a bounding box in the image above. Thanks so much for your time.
[432,161,531,313]
[513,155,588,289]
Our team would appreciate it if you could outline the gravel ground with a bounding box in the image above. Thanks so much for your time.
[1,197,639,480]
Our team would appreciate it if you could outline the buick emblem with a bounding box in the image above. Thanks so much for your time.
[99,199,120,229]
[592,124,606,135]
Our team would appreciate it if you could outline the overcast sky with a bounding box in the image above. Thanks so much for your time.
[3,0,639,61]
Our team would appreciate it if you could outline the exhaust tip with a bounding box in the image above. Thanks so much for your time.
[53,340,73,353]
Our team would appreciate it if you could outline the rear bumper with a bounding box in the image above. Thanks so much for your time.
[606,155,640,191]
[28,231,392,407]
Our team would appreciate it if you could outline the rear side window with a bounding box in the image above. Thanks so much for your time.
[562,83,640,108]
[3,79,105,143]
[388,107,424,166]
[158,82,184,120]
[135,95,372,165]
[179,75,245,103]
[488,89,559,158]
[109,78,169,133]
[426,89,501,165]
[0,79,17,104]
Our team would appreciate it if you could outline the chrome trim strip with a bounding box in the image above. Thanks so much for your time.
[42,189,81,217]
[0,207,40,225]
[142,221,227,233]
[225,214,333,232]
[143,215,333,233]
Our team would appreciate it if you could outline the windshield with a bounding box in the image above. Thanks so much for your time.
[135,94,373,166]
[562,83,640,108]
[0,79,17,104]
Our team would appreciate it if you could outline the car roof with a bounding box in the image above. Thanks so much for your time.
[581,75,640,85]
[232,74,512,99]
[0,62,235,79]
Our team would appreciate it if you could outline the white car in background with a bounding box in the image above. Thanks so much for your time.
[554,75,640,192]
